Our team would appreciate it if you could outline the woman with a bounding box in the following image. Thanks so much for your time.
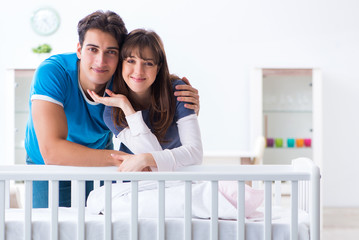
[88,29,203,172]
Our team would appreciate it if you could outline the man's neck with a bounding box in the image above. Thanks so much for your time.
[78,66,107,99]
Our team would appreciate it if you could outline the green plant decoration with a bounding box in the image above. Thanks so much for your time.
[32,44,52,54]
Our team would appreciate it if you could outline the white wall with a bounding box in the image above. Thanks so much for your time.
[1,0,359,207]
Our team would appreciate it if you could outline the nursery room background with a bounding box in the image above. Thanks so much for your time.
[0,0,358,222]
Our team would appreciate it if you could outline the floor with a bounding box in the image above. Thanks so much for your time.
[322,208,359,240]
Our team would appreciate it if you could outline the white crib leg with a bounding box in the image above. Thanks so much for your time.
[0,180,5,240]
[50,180,59,240]
[264,181,272,240]
[310,167,321,240]
[131,181,139,240]
[237,181,245,240]
[104,180,112,240]
[210,181,218,240]
[158,181,165,240]
[25,180,33,240]
[184,181,192,240]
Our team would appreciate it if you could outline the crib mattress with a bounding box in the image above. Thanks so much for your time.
[5,207,309,240]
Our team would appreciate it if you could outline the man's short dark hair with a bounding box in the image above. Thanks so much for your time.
[77,10,128,48]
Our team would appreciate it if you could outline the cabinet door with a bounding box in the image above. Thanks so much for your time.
[14,70,34,164]
[263,69,313,164]
[4,69,35,165]
[250,68,322,166]
[15,70,33,112]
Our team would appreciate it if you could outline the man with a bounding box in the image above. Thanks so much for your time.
[25,10,200,208]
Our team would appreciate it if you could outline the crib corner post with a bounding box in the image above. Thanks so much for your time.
[310,166,321,240]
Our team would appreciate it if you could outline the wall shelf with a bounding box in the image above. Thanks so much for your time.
[263,110,312,113]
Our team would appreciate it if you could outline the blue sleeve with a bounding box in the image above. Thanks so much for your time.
[103,106,122,136]
[173,79,196,120]
[31,59,69,105]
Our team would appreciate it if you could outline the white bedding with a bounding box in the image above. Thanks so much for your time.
[87,181,239,220]
[5,207,309,240]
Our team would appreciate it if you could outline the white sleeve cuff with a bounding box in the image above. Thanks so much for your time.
[125,111,151,136]
[149,114,203,171]
[150,150,176,172]
[31,94,64,107]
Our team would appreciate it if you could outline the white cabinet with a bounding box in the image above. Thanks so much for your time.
[4,69,35,165]
[250,68,322,168]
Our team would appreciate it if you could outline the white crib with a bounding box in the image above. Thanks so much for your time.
[0,157,320,240]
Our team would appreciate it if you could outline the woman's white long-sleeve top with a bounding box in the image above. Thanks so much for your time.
[117,111,203,171]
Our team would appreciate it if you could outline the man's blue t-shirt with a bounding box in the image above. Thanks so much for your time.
[25,53,113,164]
[103,79,195,152]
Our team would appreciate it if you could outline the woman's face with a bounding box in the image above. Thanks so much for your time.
[122,47,159,98]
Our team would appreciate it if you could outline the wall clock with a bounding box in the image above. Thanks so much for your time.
[31,8,60,36]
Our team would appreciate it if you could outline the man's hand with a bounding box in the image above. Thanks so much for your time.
[175,77,200,115]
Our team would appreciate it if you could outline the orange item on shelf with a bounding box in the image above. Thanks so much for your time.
[296,138,304,147]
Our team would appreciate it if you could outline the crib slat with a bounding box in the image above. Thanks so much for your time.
[50,180,59,240]
[299,181,307,212]
[306,181,310,212]
[291,181,299,240]
[184,181,192,240]
[274,181,281,206]
[131,181,139,240]
[94,180,101,189]
[25,180,33,240]
[158,181,165,240]
[211,181,218,240]
[5,180,9,209]
[298,181,303,211]
[0,180,5,240]
[264,181,272,240]
[71,181,78,208]
[305,181,309,212]
[104,181,112,240]
[304,181,308,211]
[77,180,85,240]
[237,181,245,240]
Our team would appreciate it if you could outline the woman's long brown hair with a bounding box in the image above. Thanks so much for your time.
[112,29,176,142]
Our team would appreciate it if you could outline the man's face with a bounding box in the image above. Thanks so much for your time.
[77,29,119,90]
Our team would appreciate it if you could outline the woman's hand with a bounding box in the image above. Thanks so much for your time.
[111,153,156,172]
[87,89,135,116]
[174,77,200,115]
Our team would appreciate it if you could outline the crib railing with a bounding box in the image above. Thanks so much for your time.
[0,157,320,240]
